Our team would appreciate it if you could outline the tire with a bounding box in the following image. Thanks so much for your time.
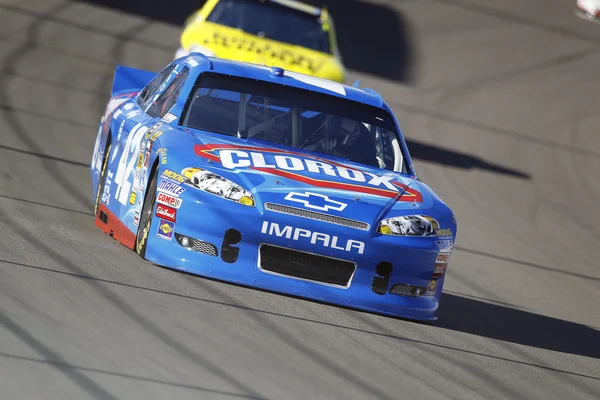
[94,142,111,217]
[136,167,158,258]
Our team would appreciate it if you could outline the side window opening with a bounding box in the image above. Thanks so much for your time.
[137,64,176,110]
[147,67,190,118]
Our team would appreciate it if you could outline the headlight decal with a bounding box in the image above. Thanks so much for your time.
[182,167,255,206]
[378,215,439,236]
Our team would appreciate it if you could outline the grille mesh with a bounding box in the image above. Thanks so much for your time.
[191,239,218,256]
[175,233,218,256]
[389,284,427,297]
[264,203,369,230]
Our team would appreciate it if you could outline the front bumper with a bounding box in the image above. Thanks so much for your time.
[144,193,451,321]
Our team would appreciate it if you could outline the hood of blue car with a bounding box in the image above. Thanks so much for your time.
[166,130,451,229]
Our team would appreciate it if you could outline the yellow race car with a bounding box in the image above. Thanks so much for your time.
[175,0,346,83]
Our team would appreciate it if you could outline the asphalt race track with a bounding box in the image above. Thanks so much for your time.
[1,0,599,399]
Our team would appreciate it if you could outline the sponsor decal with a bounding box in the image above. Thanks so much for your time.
[435,240,453,252]
[162,113,177,123]
[137,152,144,169]
[157,192,182,209]
[433,263,447,277]
[187,58,199,67]
[157,219,174,241]
[161,169,187,183]
[436,229,452,237]
[123,102,134,111]
[157,179,185,196]
[129,191,137,205]
[436,253,451,263]
[144,150,150,168]
[145,122,162,140]
[427,279,437,294]
[284,191,347,212]
[195,144,422,201]
[149,130,164,141]
[156,203,177,222]
[261,221,365,254]
[433,251,451,276]
[157,148,167,164]
[134,211,140,226]
[205,32,325,73]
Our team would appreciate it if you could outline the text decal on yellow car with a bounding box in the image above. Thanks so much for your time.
[202,32,326,73]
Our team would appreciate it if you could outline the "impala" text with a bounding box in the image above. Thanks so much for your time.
[261,221,365,254]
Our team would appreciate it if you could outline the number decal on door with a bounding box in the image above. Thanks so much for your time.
[114,122,149,205]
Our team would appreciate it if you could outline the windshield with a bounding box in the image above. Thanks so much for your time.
[207,0,331,54]
[182,73,405,172]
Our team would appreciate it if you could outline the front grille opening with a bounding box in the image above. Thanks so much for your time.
[264,203,369,230]
[175,233,218,256]
[259,244,356,288]
[389,283,427,297]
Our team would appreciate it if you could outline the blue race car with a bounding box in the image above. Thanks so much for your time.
[91,54,457,321]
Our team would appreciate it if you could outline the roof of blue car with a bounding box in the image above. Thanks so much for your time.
[186,54,385,108]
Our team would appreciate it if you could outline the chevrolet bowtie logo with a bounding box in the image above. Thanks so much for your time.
[284,192,347,212]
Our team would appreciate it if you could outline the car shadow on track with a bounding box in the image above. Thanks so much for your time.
[157,266,597,360]
[5,253,598,362]
[436,294,600,359]
[78,0,415,84]
[405,139,531,179]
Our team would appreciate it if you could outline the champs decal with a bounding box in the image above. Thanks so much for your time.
[194,144,422,201]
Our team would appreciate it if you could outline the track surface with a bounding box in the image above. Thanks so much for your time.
[1,0,599,399]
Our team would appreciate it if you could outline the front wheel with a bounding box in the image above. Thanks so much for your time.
[136,168,158,258]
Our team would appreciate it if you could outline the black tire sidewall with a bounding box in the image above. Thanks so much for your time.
[94,142,110,217]
[136,168,158,258]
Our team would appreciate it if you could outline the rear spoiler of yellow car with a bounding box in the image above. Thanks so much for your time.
[111,65,157,97]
